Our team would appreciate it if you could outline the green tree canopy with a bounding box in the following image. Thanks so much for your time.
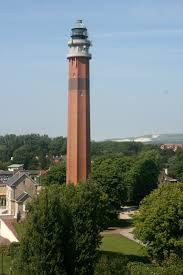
[90,141,145,158]
[124,150,160,204]
[40,162,66,186]
[13,145,39,169]
[134,183,183,261]
[91,154,133,218]
[167,149,183,181]
[14,182,109,275]
[0,134,67,169]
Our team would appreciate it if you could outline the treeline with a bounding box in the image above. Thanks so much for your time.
[42,150,160,206]
[0,134,156,169]
[0,134,66,169]
[93,150,160,205]
[0,134,183,177]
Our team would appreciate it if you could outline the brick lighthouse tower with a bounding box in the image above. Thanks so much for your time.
[66,20,92,184]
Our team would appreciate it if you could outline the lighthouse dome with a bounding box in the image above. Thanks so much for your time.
[71,19,88,39]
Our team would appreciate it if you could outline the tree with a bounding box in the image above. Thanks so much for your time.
[49,136,67,156]
[40,162,66,185]
[0,160,8,170]
[0,134,67,170]
[0,133,166,171]
[0,145,10,162]
[133,183,183,261]
[91,155,133,218]
[13,145,39,169]
[14,182,109,275]
[90,141,145,158]
[167,149,183,181]
[124,150,160,204]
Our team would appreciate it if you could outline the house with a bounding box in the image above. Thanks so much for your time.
[159,169,177,185]
[0,169,46,184]
[160,144,183,152]
[19,169,44,182]
[0,171,13,208]
[6,171,39,219]
[0,170,13,183]
[52,155,66,165]
[7,164,24,172]
[0,170,42,209]
[0,182,6,208]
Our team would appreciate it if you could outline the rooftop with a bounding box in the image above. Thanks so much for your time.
[73,19,86,29]
[0,170,13,175]
[8,164,24,168]
[6,172,26,187]
[16,191,30,202]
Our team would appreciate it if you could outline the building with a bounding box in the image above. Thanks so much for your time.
[0,170,13,183]
[0,182,6,208]
[8,164,24,172]
[20,170,44,182]
[6,171,39,219]
[0,171,13,208]
[160,144,183,151]
[0,170,44,216]
[0,169,44,184]
[66,20,92,184]
[159,169,177,185]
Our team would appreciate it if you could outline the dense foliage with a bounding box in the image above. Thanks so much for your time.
[0,134,66,169]
[14,182,109,275]
[91,155,133,218]
[91,150,160,211]
[95,253,130,275]
[96,256,183,275]
[127,259,183,275]
[134,183,183,261]
[40,162,66,185]
[167,149,183,181]
[91,141,145,157]
[124,150,160,204]
[0,133,179,171]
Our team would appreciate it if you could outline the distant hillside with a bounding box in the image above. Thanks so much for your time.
[109,134,183,144]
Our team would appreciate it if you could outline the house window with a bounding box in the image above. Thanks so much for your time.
[0,196,6,206]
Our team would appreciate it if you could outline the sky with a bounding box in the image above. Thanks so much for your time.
[0,0,183,141]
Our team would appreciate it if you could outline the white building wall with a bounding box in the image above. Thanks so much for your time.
[0,219,18,242]
[6,186,12,214]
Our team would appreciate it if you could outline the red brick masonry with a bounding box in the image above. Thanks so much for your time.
[66,57,90,184]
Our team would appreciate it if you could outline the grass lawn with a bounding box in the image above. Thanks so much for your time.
[0,255,11,274]
[100,234,146,256]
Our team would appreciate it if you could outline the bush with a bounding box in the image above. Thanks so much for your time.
[95,253,128,274]
[127,262,162,275]
[127,259,183,275]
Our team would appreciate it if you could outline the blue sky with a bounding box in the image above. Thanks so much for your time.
[0,0,183,140]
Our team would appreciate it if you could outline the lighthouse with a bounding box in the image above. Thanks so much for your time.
[66,20,92,184]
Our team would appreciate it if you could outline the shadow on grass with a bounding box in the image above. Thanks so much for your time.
[109,218,133,228]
